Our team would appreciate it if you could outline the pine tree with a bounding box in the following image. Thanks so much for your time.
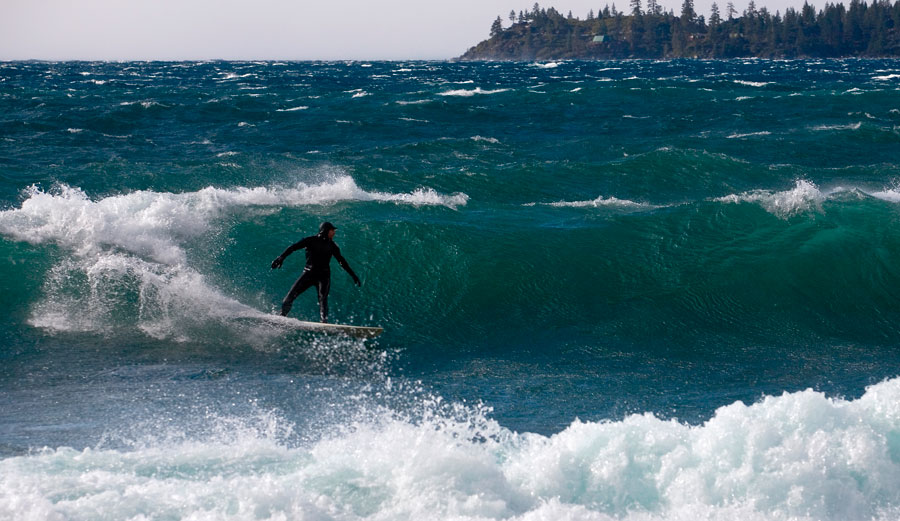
[745,0,758,17]
[421,0,886,58]
[727,1,737,20]
[681,0,696,21]
[710,2,722,24]
[510,10,517,23]
[631,0,643,16]
[490,16,503,37]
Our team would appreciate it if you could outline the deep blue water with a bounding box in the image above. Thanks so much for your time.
[2,60,900,520]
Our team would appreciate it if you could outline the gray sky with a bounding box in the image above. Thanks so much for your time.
[3,0,813,61]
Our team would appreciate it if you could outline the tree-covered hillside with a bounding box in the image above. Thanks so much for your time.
[459,0,900,59]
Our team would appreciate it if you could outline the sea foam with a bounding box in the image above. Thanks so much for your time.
[438,87,511,97]
[0,176,467,262]
[3,378,900,520]
[733,80,771,87]
[0,177,467,339]
[715,180,826,219]
[528,195,656,210]
[870,189,900,203]
[716,180,900,218]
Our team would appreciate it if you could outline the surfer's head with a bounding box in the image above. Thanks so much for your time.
[319,221,337,239]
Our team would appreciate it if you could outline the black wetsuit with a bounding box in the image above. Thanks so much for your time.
[274,233,359,322]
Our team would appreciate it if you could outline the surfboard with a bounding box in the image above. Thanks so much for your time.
[247,314,383,338]
[290,320,383,339]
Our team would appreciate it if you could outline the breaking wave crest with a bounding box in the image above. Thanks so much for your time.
[0,176,464,340]
[540,196,657,210]
[714,179,900,219]
[4,377,900,520]
[715,180,827,219]
[0,177,466,263]
[438,87,511,97]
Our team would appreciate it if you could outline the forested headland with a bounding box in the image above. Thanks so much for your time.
[458,0,900,59]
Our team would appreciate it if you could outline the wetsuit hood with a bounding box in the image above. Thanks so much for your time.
[318,221,337,237]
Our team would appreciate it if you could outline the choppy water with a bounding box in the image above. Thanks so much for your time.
[2,59,900,520]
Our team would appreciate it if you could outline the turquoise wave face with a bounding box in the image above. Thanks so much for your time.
[4,178,900,350]
[1,60,900,470]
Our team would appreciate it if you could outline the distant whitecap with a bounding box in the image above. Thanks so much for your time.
[733,80,771,87]
[437,88,511,97]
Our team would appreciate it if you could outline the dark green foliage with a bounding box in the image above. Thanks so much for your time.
[710,2,722,25]
[459,0,900,59]
[491,16,504,38]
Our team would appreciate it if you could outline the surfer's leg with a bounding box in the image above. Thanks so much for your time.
[281,272,316,316]
[316,277,331,323]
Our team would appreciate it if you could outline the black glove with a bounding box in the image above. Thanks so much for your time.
[352,275,361,287]
[271,256,284,269]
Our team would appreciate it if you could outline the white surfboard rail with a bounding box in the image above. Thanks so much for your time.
[245,313,383,339]
[290,320,383,339]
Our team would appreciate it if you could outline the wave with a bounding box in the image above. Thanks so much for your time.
[26,254,267,339]
[715,180,826,219]
[4,377,900,520]
[733,80,771,87]
[438,87,511,97]
[218,72,257,81]
[523,176,900,220]
[869,188,900,203]
[726,131,773,138]
[119,100,168,109]
[0,176,467,258]
[714,180,900,219]
[810,122,863,131]
[0,177,466,339]
[528,195,657,210]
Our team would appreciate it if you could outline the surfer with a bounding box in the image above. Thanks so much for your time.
[271,222,361,323]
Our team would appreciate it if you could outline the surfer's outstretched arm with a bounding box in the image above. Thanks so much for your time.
[333,246,361,286]
[271,237,311,269]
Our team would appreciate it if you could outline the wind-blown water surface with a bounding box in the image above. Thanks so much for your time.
[2,59,900,520]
